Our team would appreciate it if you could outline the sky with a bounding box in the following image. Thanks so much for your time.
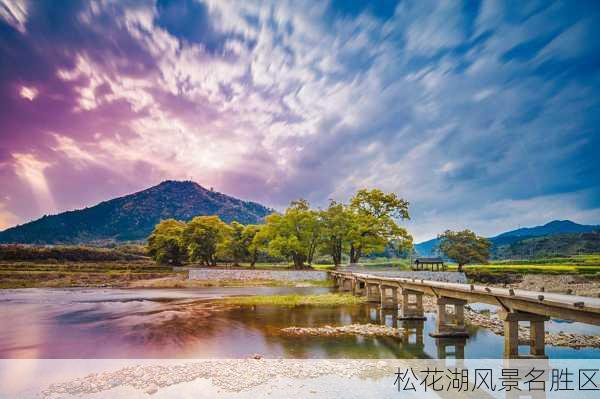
[0,0,599,242]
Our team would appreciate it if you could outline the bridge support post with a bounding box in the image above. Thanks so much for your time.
[367,283,381,303]
[430,297,469,338]
[500,311,549,359]
[399,289,427,320]
[353,279,365,296]
[342,277,354,292]
[350,278,356,294]
[379,285,398,309]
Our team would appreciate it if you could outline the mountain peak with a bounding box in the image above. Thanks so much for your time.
[544,219,578,227]
[0,181,272,244]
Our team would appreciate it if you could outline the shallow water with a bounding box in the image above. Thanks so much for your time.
[0,288,598,359]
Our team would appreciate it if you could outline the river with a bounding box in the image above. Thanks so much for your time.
[0,287,599,359]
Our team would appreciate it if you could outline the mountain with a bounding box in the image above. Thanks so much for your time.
[0,181,273,244]
[413,238,440,258]
[494,232,600,259]
[414,220,600,257]
[494,220,598,239]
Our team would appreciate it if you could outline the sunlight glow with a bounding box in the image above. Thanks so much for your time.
[13,153,54,212]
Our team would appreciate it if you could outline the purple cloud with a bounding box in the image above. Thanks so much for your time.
[0,0,599,241]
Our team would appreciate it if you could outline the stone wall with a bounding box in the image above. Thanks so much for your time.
[188,269,328,281]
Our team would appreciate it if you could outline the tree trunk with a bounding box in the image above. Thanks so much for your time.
[349,244,361,264]
[250,249,257,269]
[457,263,464,272]
[332,238,342,268]
[292,254,309,269]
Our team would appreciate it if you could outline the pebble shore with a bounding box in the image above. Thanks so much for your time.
[464,308,600,348]
[39,359,393,398]
[281,323,404,337]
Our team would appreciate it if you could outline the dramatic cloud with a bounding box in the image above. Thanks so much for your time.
[0,0,599,240]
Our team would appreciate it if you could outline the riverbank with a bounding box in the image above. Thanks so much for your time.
[0,260,173,288]
[127,274,333,288]
[0,261,334,289]
[467,272,600,297]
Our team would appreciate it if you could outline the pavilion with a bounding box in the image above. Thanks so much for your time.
[412,257,446,271]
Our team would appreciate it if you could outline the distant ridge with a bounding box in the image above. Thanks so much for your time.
[0,180,273,244]
[414,220,600,258]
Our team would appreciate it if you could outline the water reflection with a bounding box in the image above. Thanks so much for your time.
[0,288,598,359]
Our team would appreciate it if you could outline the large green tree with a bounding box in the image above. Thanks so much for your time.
[183,216,228,266]
[244,224,263,268]
[437,229,491,272]
[319,200,353,267]
[258,200,321,269]
[347,189,412,263]
[219,221,245,266]
[220,222,263,266]
[147,219,187,265]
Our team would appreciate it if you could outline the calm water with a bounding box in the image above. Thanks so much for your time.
[0,288,598,359]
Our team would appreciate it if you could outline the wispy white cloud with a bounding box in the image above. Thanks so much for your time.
[1,0,599,241]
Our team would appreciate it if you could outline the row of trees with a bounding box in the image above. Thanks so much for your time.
[147,189,413,269]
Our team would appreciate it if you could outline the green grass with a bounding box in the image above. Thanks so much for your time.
[448,254,600,275]
[456,264,600,275]
[220,293,365,307]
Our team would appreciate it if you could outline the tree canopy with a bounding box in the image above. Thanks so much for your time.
[437,229,491,272]
[183,216,228,266]
[256,199,321,269]
[146,188,413,269]
[147,219,187,265]
[347,189,412,264]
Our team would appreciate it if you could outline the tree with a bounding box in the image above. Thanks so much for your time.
[219,221,246,266]
[258,199,321,269]
[220,222,263,266]
[183,216,228,266]
[244,224,263,268]
[437,229,491,272]
[319,200,353,267]
[147,219,187,265]
[347,189,412,263]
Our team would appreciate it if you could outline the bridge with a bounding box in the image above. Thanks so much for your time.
[329,270,600,359]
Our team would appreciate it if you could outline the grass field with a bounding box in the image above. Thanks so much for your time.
[448,254,600,275]
[220,293,365,307]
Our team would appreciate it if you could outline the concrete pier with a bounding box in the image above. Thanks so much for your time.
[379,285,398,309]
[366,283,381,303]
[430,297,469,338]
[340,277,353,292]
[500,311,549,359]
[353,279,365,295]
[399,289,426,320]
